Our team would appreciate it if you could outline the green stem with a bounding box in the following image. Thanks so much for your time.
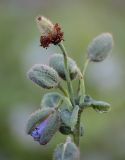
[83,59,89,76]
[73,109,82,147]
[58,84,69,97]
[58,43,75,108]
[77,69,85,99]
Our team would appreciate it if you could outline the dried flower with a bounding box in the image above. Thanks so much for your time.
[36,16,64,48]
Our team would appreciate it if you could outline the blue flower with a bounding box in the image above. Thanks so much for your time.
[31,118,49,142]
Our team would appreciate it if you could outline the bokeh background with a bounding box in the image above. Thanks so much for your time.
[0,0,125,160]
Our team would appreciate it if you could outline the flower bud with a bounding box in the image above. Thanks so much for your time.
[60,106,79,131]
[29,111,60,145]
[39,111,60,145]
[26,108,54,134]
[59,124,72,135]
[49,54,78,80]
[60,109,72,127]
[41,92,63,109]
[87,33,113,62]
[27,64,60,89]
[53,136,80,160]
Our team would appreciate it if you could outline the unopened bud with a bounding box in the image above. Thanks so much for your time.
[59,124,72,135]
[27,64,60,89]
[49,54,78,80]
[87,33,113,62]
[26,108,54,134]
[39,111,60,145]
[53,136,80,160]
[41,92,63,109]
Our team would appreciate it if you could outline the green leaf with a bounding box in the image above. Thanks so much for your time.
[92,100,111,113]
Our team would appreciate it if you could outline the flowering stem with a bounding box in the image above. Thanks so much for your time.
[83,59,90,76]
[58,84,69,97]
[58,43,75,108]
[73,109,82,147]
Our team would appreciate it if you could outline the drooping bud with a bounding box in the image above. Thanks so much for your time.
[53,136,80,160]
[87,33,113,62]
[29,111,60,145]
[41,92,63,109]
[27,64,60,89]
[36,16,64,48]
[26,108,54,134]
[49,54,78,80]
[39,111,60,145]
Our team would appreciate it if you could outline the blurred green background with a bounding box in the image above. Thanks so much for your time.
[0,0,125,160]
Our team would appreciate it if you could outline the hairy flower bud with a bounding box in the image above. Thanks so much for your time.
[36,16,64,48]
[41,92,63,109]
[26,108,54,134]
[49,54,78,80]
[53,137,80,160]
[39,111,60,145]
[28,110,60,145]
[87,33,113,62]
[60,106,79,131]
[27,64,60,89]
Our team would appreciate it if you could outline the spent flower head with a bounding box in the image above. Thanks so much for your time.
[36,16,64,48]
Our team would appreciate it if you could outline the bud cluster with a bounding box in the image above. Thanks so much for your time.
[26,15,114,160]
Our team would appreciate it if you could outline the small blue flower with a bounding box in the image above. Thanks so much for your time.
[31,118,49,142]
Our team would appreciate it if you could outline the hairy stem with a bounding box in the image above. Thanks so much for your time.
[58,43,75,108]
[73,109,82,147]
[58,84,69,97]
[83,59,89,76]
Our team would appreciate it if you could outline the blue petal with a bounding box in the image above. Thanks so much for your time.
[31,118,48,141]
